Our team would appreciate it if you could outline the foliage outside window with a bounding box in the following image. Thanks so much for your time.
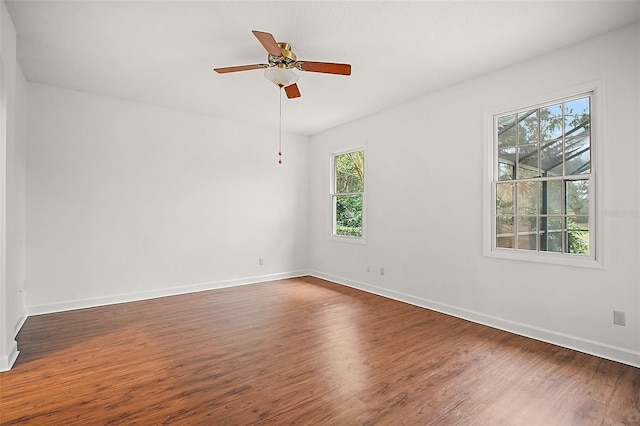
[332,150,364,237]
[494,95,592,256]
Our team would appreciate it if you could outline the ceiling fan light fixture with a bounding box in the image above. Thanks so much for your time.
[264,66,299,88]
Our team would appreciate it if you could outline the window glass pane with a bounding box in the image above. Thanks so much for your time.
[335,151,364,193]
[498,163,514,181]
[565,97,590,137]
[540,104,562,142]
[539,216,562,252]
[517,181,538,215]
[517,110,538,144]
[498,147,516,180]
[540,140,563,177]
[517,216,537,250]
[566,216,589,255]
[517,144,538,179]
[566,179,589,215]
[498,114,517,147]
[565,135,590,175]
[496,183,514,214]
[540,180,562,214]
[335,194,362,237]
[496,216,514,248]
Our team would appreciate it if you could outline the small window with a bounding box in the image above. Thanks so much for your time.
[332,150,364,238]
[492,94,594,259]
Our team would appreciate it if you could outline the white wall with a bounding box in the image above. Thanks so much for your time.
[309,24,640,366]
[26,83,309,313]
[0,0,27,372]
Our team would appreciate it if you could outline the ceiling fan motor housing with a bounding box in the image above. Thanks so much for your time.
[269,42,297,68]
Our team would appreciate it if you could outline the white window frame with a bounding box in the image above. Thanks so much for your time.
[483,81,604,268]
[329,146,366,245]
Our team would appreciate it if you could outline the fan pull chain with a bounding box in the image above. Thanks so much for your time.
[278,86,283,164]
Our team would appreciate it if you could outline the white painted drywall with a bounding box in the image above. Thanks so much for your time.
[26,84,309,313]
[0,0,27,372]
[5,60,26,350]
[309,24,640,366]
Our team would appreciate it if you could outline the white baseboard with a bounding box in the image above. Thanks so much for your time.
[309,270,640,369]
[0,340,19,372]
[20,270,640,369]
[14,315,27,334]
[27,271,309,316]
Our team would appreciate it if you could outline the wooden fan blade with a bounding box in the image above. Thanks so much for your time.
[284,83,301,99]
[252,30,282,57]
[297,61,351,75]
[214,64,268,74]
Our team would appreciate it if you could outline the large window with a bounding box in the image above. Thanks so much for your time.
[492,93,595,260]
[332,149,364,238]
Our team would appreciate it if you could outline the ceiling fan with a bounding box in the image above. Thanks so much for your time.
[214,30,351,99]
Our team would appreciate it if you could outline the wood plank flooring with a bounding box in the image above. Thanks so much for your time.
[1,276,639,425]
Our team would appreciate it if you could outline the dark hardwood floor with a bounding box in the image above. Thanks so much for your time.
[1,276,639,425]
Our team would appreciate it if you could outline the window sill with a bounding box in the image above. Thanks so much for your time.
[329,234,367,245]
[484,248,604,269]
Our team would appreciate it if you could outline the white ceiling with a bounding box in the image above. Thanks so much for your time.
[6,0,640,135]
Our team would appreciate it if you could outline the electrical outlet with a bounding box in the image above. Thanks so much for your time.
[613,310,626,326]
[380,267,385,276]
[258,258,264,266]
[366,265,371,272]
